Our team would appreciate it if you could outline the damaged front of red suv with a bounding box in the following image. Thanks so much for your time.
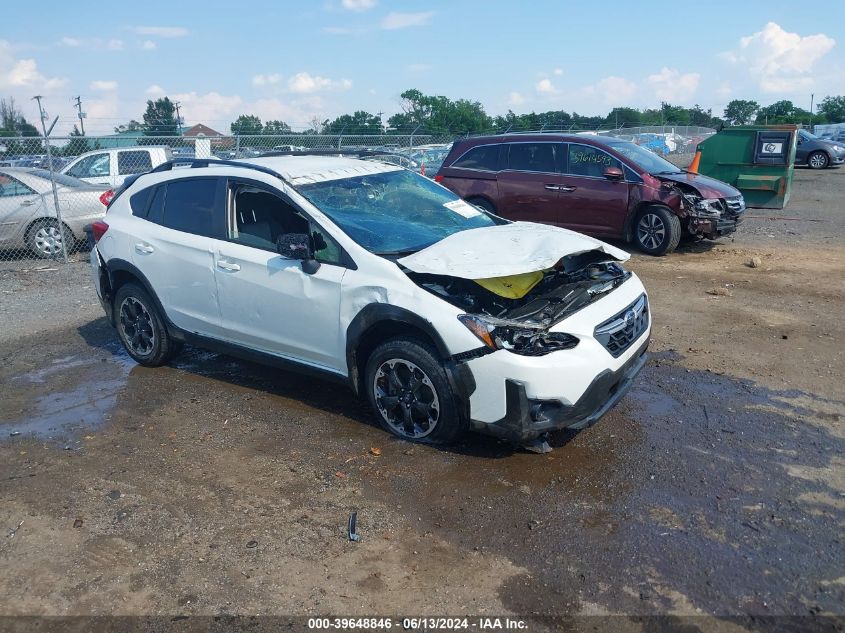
[654,172,747,240]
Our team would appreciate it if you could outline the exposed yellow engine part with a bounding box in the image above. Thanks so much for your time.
[473,271,544,299]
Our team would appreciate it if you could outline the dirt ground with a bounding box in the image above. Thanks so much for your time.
[0,167,843,631]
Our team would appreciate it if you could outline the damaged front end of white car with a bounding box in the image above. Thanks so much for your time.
[396,223,651,449]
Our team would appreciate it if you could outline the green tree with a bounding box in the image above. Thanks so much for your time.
[231,114,263,135]
[64,125,91,156]
[263,120,292,135]
[817,96,845,123]
[322,111,383,134]
[0,97,41,155]
[143,97,178,136]
[387,89,491,134]
[723,100,760,125]
[114,120,143,134]
[755,100,811,125]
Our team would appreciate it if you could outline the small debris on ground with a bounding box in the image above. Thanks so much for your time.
[348,511,360,542]
[706,287,731,296]
[73,518,83,528]
[746,257,763,268]
[245,540,258,549]
[369,447,382,456]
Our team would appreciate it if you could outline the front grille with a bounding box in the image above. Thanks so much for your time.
[594,294,649,358]
[725,195,745,215]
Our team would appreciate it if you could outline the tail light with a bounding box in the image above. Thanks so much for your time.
[99,189,115,206]
[91,220,109,243]
[420,164,426,176]
[434,174,444,183]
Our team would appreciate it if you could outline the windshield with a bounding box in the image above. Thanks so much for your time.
[30,169,93,188]
[296,169,497,255]
[410,148,450,170]
[603,140,682,174]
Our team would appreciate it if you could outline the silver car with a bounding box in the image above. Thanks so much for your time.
[0,168,108,259]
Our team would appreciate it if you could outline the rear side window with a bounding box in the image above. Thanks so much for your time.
[451,144,501,171]
[118,151,152,175]
[129,187,153,217]
[507,143,559,173]
[567,144,622,178]
[161,178,220,237]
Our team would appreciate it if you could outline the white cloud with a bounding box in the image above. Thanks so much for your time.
[535,78,557,94]
[647,67,700,102]
[553,68,563,76]
[58,37,123,51]
[0,40,66,94]
[341,0,376,11]
[142,40,156,50]
[723,22,835,93]
[145,84,166,96]
[287,72,351,93]
[133,26,189,38]
[583,76,638,105]
[508,91,526,106]
[716,82,732,99]
[380,11,434,30]
[90,80,118,92]
[168,91,243,125]
[252,73,282,86]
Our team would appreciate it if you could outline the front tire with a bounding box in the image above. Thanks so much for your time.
[808,151,829,169]
[634,206,681,256]
[364,338,463,445]
[114,283,180,366]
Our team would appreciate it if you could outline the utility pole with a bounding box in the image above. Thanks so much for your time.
[32,96,68,262]
[809,93,814,131]
[73,95,85,135]
[173,101,183,135]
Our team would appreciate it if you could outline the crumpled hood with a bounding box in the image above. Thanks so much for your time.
[397,222,630,278]
[656,172,740,199]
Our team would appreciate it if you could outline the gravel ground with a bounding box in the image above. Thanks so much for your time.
[0,167,842,631]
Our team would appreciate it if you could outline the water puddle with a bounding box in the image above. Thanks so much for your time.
[1,344,135,442]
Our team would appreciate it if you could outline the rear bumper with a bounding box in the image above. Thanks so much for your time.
[469,340,648,443]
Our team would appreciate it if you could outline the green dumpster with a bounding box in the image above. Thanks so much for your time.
[695,125,797,209]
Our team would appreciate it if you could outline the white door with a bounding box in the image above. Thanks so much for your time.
[213,181,347,373]
[129,177,224,337]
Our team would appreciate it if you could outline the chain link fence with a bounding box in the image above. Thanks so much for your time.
[0,126,714,268]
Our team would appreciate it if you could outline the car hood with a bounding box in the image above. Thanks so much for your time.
[656,172,740,199]
[397,222,630,279]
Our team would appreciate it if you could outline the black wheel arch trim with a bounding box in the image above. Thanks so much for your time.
[103,258,181,338]
[345,303,476,422]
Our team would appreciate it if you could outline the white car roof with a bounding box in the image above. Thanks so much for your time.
[237,156,402,186]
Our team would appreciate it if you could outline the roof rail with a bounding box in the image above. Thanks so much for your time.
[257,148,402,159]
[150,158,288,182]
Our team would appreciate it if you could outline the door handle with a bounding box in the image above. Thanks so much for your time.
[217,259,241,272]
[21,200,36,206]
[544,184,560,191]
[134,242,154,254]
[559,186,577,193]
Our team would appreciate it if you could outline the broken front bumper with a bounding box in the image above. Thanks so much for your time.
[468,340,648,444]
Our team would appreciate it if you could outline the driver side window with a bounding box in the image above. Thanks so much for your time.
[67,153,110,178]
[228,184,344,265]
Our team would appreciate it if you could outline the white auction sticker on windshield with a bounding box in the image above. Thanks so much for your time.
[444,199,482,218]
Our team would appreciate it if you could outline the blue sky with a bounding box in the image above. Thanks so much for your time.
[2,0,843,135]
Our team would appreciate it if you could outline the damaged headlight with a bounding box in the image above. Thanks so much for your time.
[458,314,579,356]
[682,194,724,217]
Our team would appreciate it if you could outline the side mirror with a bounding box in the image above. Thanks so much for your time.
[603,166,624,181]
[276,233,321,274]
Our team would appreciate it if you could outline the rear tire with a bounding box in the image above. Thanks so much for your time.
[26,219,75,259]
[364,338,463,445]
[633,206,681,256]
[808,151,829,169]
[114,283,180,367]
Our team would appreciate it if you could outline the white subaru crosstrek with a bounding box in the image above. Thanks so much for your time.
[89,156,650,448]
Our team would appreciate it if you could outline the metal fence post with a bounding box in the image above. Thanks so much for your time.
[33,96,69,263]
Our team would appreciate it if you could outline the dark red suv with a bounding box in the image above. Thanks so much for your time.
[435,134,745,255]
